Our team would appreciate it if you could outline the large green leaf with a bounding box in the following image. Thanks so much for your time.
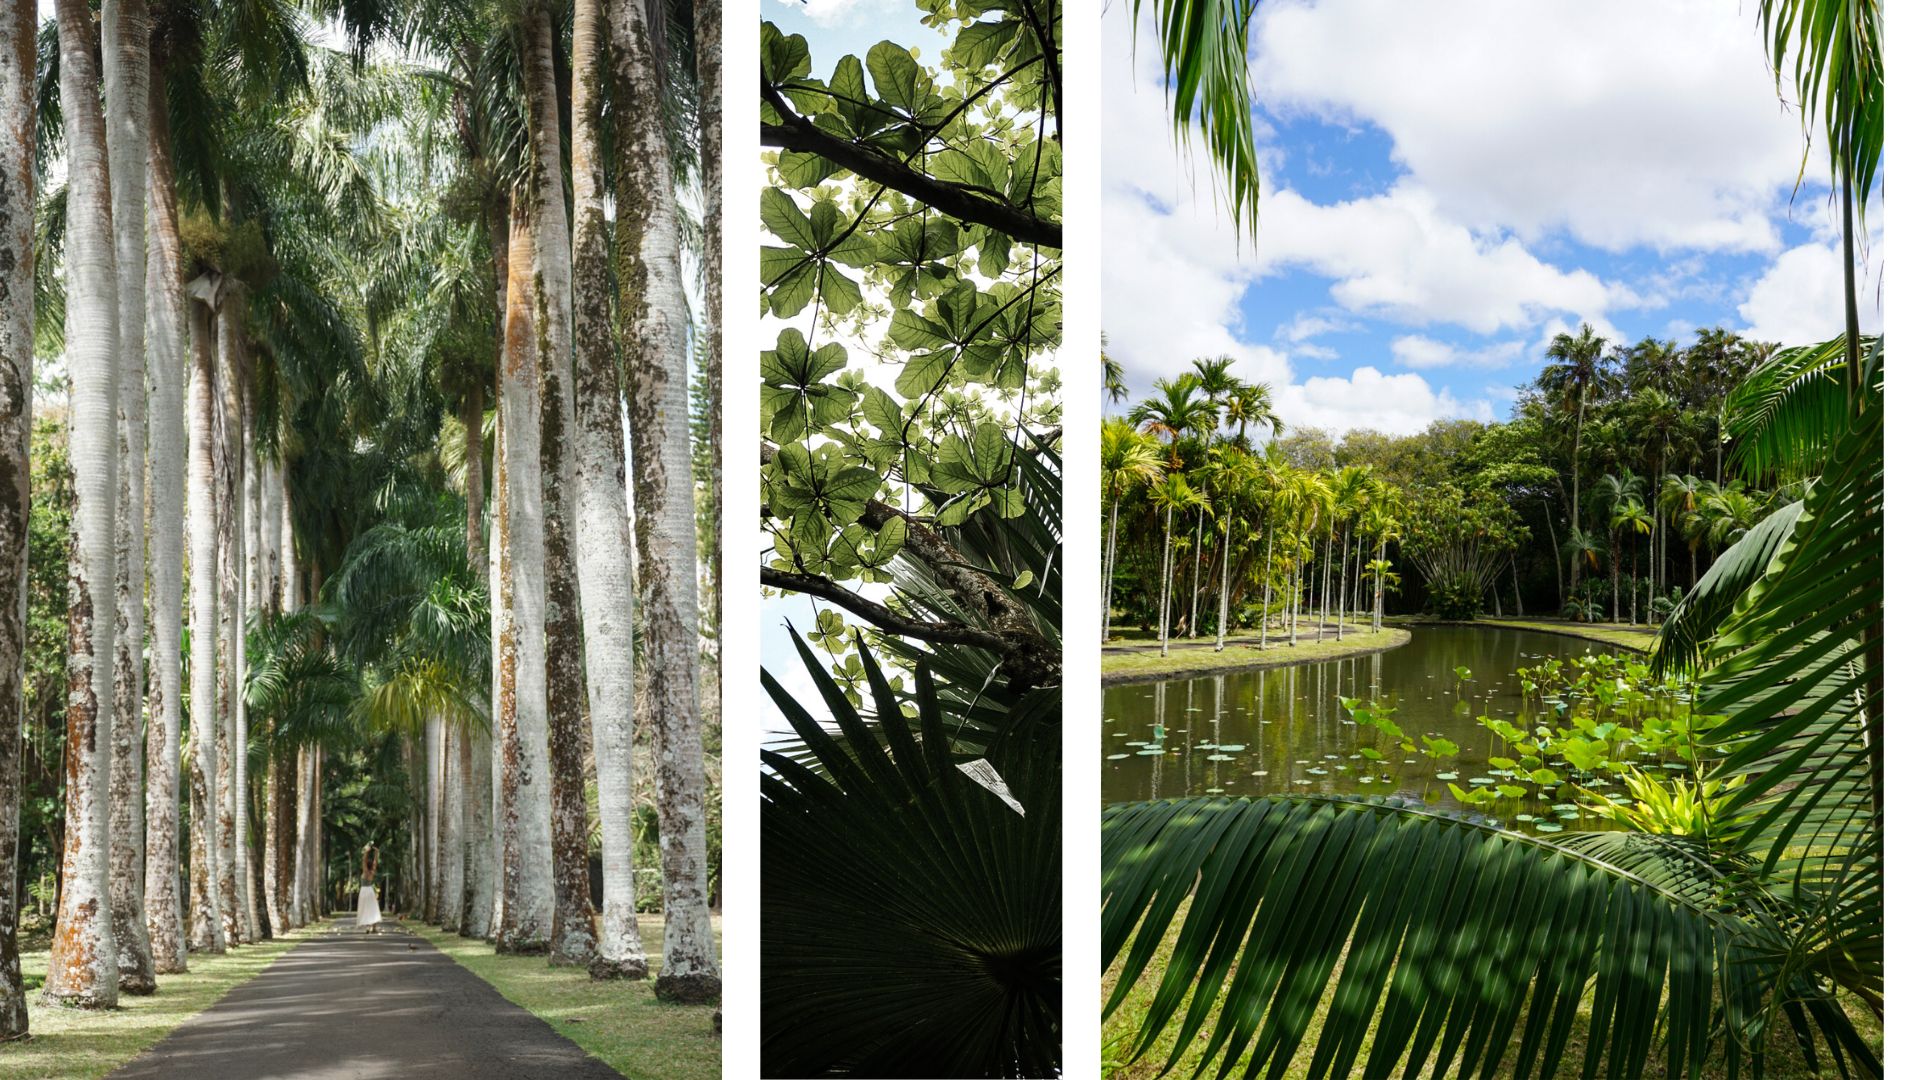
[763,633,1062,1077]
[1100,795,1794,1079]
[1722,335,1877,483]
[1650,498,1801,678]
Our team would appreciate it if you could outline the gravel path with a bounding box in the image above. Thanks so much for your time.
[109,917,623,1079]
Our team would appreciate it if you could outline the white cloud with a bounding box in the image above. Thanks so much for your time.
[1102,10,1621,434]
[1390,335,1524,370]
[1739,240,1885,346]
[1248,0,1816,254]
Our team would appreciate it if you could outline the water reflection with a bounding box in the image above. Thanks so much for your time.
[1103,626,1609,814]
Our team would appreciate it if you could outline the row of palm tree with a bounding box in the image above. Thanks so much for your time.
[1103,358,1408,655]
[1,0,721,1031]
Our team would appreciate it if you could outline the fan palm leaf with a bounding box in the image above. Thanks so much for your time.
[763,633,1061,1077]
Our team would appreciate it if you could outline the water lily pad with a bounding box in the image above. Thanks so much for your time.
[1135,748,1166,756]
[1533,822,1564,833]
[1468,777,1495,786]
[1250,770,1269,777]
[1205,787,1226,794]
[1106,754,1130,760]
[1216,744,1246,752]
[1306,767,1328,776]
[1206,753,1234,761]
[1435,771,1458,781]
[1124,740,1150,747]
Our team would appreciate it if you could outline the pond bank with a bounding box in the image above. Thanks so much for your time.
[1390,616,1656,653]
[1101,627,1410,686]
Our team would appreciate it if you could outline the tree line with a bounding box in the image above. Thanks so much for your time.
[1102,325,1799,644]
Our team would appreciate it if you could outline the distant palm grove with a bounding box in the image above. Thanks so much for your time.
[1,0,720,1037]
[1102,325,1786,647]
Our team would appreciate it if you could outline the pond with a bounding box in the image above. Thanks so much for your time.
[1101,625,1636,823]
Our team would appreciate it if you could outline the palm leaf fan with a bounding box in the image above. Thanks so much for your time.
[762,630,1062,1078]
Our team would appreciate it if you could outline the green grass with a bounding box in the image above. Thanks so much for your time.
[1102,899,1879,1078]
[408,913,721,1080]
[0,924,322,1080]
[1102,628,1409,683]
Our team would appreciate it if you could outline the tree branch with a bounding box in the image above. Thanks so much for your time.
[760,568,1012,654]
[761,77,1062,249]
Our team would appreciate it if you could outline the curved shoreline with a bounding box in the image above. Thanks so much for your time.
[1396,617,1656,654]
[1100,627,1412,687]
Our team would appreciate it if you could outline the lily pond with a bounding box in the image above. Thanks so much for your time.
[1102,625,1714,834]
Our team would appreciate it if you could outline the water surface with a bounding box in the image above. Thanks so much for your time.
[1101,626,1616,815]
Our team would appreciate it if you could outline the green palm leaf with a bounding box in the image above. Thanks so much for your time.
[1130,0,1261,233]
[763,631,1062,1077]
[1650,498,1801,678]
[1721,335,1876,483]
[1101,795,1799,1079]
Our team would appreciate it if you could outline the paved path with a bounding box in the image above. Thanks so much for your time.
[110,917,622,1080]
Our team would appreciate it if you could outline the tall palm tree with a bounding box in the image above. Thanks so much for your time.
[103,0,157,993]
[1590,472,1644,622]
[1661,473,1707,585]
[1147,475,1205,658]
[1204,447,1255,651]
[1362,497,1400,632]
[612,0,719,1001]
[1537,323,1612,598]
[1326,466,1372,640]
[1610,497,1653,624]
[1222,379,1274,448]
[46,0,125,1008]
[141,15,190,972]
[1102,420,1164,642]
[570,0,647,979]
[0,2,37,1037]
[1127,374,1213,469]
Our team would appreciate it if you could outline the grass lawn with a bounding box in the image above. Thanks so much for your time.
[1102,902,1880,1079]
[0,923,322,1080]
[1103,628,1409,684]
[407,913,722,1080]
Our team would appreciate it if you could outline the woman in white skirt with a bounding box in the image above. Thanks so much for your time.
[355,843,382,931]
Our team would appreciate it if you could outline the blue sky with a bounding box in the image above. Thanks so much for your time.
[1102,0,1884,435]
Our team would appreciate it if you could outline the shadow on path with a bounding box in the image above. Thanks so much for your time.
[109,917,622,1080]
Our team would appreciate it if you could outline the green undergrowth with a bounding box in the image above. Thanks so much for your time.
[408,914,722,1080]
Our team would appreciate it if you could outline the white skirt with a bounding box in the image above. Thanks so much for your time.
[355,884,381,927]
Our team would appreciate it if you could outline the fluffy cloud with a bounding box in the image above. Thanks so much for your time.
[1248,0,1815,253]
[1390,335,1525,370]
[1739,240,1885,347]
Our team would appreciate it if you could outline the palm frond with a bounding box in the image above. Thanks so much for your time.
[1650,499,1802,677]
[1721,334,1875,482]
[1131,0,1260,234]
[1101,795,1868,1079]
[762,633,1061,1077]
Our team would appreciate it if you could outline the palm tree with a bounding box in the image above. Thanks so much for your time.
[1362,498,1401,632]
[1701,483,1765,548]
[1222,379,1274,448]
[1203,447,1256,652]
[1326,466,1373,640]
[1254,462,1290,650]
[1591,472,1645,622]
[1102,420,1164,642]
[1126,0,1260,231]
[1147,475,1205,658]
[1662,474,1707,585]
[1611,497,1653,624]
[612,0,719,1001]
[1537,323,1613,598]
[0,2,37,1036]
[568,0,647,981]
[46,0,125,1008]
[1101,337,1126,403]
[1127,374,1213,469]
[103,0,157,993]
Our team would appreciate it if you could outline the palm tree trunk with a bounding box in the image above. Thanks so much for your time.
[237,382,260,942]
[423,714,441,924]
[571,0,647,980]
[439,722,464,934]
[1336,528,1349,641]
[103,0,155,995]
[216,287,246,945]
[262,756,285,934]
[288,746,310,927]
[185,284,225,952]
[612,0,719,1002]
[462,391,494,939]
[47,0,123,1006]
[487,443,507,941]
[1214,510,1232,651]
[1102,500,1119,642]
[1259,527,1273,650]
[1188,516,1202,638]
[519,8,596,967]
[1156,505,1172,658]
[693,0,721,688]
[495,198,556,955]
[1569,394,1585,597]
[1609,538,1619,623]
[0,2,38,1033]
[1372,540,1385,633]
